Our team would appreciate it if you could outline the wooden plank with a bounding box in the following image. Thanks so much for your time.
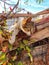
[0,13,33,18]
[30,27,49,43]
[36,8,49,15]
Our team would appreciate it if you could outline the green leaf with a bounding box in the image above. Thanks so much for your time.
[20,44,24,49]
[26,46,31,52]
[0,53,6,60]
[28,53,33,62]
[0,52,7,65]
[4,20,7,26]
[8,44,13,50]
[8,62,12,65]
[36,0,43,4]
[23,40,29,44]
[30,39,36,43]
[18,61,23,65]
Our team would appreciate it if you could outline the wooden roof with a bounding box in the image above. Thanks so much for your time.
[36,16,49,25]
[35,8,49,15]
[0,8,49,19]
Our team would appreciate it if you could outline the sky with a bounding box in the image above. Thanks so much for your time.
[0,0,49,13]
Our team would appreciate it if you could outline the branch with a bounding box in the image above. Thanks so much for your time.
[0,0,15,6]
[0,0,19,24]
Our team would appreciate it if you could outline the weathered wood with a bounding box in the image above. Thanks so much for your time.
[30,27,49,43]
[0,13,33,18]
[36,8,49,15]
[0,8,49,18]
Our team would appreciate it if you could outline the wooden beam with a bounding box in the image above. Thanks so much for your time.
[30,27,49,44]
[0,8,49,19]
[35,8,49,15]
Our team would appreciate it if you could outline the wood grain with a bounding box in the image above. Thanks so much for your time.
[30,27,49,43]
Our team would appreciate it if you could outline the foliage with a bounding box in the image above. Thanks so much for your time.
[36,0,44,4]
[0,52,7,65]
[18,61,23,65]
[28,53,33,62]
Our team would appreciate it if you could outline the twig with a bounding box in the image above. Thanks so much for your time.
[0,0,19,24]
